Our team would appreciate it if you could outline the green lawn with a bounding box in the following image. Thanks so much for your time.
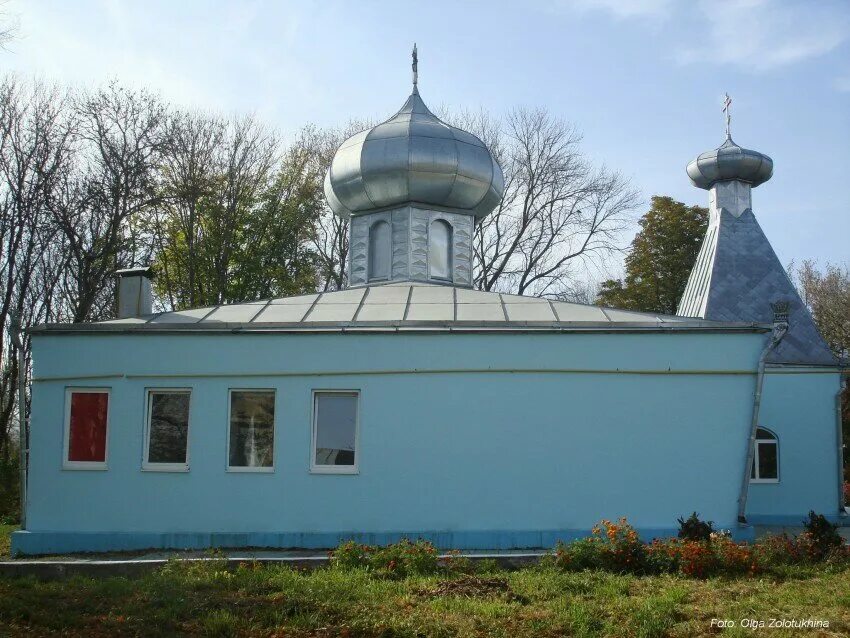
[0,524,15,558]
[0,557,848,637]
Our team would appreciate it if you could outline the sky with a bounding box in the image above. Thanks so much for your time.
[2,0,848,279]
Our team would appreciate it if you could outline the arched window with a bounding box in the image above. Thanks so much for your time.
[751,427,779,482]
[429,220,453,281]
[368,221,391,281]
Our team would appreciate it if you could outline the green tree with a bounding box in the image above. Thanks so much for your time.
[152,117,323,309]
[791,260,850,483]
[597,196,708,314]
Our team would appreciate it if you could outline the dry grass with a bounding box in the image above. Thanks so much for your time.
[0,524,15,558]
[0,556,847,637]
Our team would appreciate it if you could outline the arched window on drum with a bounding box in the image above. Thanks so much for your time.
[368,220,391,282]
[429,220,453,281]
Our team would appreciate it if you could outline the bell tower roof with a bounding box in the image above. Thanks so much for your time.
[678,100,834,366]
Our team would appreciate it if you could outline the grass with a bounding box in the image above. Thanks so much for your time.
[0,524,15,558]
[0,557,847,637]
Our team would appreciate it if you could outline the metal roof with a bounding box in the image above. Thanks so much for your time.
[31,282,769,335]
[677,208,836,366]
[324,89,504,219]
[686,136,773,190]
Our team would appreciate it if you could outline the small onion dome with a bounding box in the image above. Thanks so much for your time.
[686,136,773,190]
[324,90,504,219]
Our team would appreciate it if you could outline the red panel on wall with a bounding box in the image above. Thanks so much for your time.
[68,392,108,462]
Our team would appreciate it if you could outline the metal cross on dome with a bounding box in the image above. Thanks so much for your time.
[412,43,418,88]
[723,93,732,139]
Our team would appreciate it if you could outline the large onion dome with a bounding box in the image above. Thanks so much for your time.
[324,89,504,219]
[686,135,773,190]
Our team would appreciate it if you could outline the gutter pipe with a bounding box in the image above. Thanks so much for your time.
[738,321,787,524]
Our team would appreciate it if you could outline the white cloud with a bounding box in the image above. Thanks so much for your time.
[566,0,674,19]
[676,0,850,71]
[550,0,849,72]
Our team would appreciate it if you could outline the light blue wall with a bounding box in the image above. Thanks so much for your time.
[14,330,783,554]
[747,369,843,525]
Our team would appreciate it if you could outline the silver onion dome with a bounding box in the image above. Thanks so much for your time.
[686,136,773,190]
[324,89,504,219]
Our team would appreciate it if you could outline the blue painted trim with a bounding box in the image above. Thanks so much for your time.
[10,526,755,556]
[748,513,848,527]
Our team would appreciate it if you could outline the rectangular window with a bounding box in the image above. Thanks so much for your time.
[144,389,191,470]
[228,390,275,471]
[311,391,358,473]
[757,442,778,480]
[64,388,110,469]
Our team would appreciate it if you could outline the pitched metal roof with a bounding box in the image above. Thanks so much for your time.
[678,208,836,366]
[31,282,768,335]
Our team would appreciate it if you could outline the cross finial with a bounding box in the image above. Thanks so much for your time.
[722,92,732,139]
[412,43,418,91]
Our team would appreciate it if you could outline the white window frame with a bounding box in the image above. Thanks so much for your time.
[428,218,453,282]
[142,388,192,472]
[310,389,360,475]
[227,388,276,473]
[367,220,391,283]
[750,427,779,484]
[62,387,111,471]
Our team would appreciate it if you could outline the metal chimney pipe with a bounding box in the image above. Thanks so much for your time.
[116,267,153,318]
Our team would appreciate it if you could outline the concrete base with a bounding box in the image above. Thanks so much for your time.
[0,550,547,581]
[10,526,756,557]
[747,513,847,526]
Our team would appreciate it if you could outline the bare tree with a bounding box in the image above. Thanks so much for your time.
[792,260,850,359]
[450,107,639,297]
[0,77,74,457]
[0,1,19,51]
[311,120,372,292]
[52,82,166,321]
[314,206,349,292]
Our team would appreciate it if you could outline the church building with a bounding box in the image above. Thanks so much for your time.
[11,62,844,555]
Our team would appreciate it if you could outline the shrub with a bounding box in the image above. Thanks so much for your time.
[329,540,371,570]
[593,518,648,574]
[823,544,850,569]
[645,539,679,574]
[800,511,842,562]
[551,514,848,578]
[371,539,439,578]
[675,540,719,578]
[677,512,714,542]
[647,536,759,578]
[554,538,603,571]
[159,550,233,588]
[329,539,439,578]
[844,482,850,506]
[555,518,649,574]
[712,535,758,576]
[753,533,803,567]
[0,450,20,525]
[442,549,475,574]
